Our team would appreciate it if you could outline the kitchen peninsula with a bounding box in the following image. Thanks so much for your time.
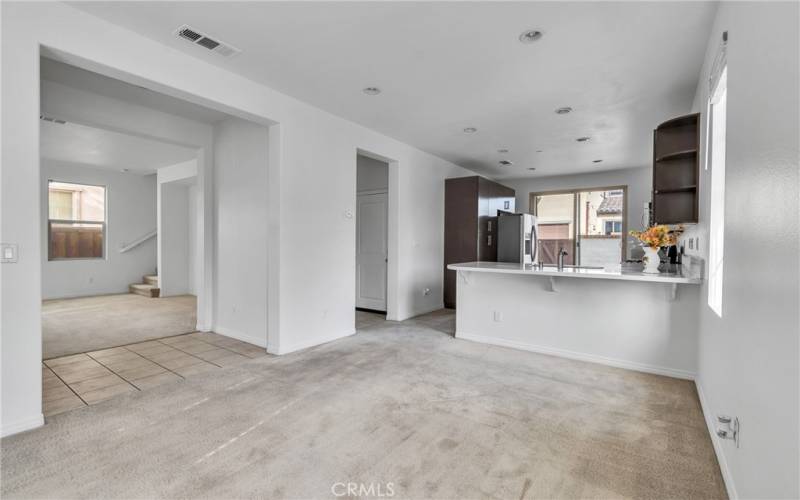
[448,261,702,379]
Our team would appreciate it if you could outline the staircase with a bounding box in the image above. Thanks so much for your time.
[129,275,160,298]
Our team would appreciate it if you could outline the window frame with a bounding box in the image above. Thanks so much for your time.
[47,179,108,261]
[604,220,623,235]
[529,185,628,264]
[706,66,727,317]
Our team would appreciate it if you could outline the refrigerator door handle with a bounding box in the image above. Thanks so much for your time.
[531,223,538,264]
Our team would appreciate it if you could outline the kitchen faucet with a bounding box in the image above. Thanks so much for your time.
[557,247,568,270]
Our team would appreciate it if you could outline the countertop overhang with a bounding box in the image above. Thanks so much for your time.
[447,261,702,285]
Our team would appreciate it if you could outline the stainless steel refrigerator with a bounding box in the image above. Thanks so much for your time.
[497,213,538,265]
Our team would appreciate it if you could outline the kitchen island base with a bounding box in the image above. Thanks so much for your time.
[451,264,701,379]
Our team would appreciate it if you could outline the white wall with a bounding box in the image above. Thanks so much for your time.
[213,118,269,347]
[357,155,388,192]
[683,3,800,498]
[504,166,653,260]
[40,159,156,299]
[159,183,189,296]
[157,160,198,297]
[456,271,699,379]
[187,185,199,295]
[1,1,474,435]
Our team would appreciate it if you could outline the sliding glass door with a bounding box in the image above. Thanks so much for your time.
[530,187,626,266]
[530,192,575,265]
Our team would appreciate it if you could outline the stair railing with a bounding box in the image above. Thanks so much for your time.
[119,229,156,254]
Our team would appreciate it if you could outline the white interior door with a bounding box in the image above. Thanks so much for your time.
[356,192,388,311]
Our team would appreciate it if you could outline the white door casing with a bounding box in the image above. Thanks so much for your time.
[356,191,388,311]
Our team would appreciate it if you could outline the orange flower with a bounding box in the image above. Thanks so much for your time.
[629,225,684,249]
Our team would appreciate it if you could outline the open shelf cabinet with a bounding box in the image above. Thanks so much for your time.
[652,112,700,224]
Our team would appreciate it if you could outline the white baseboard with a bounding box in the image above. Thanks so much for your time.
[455,331,696,380]
[695,380,738,499]
[1,413,44,438]
[390,303,445,322]
[274,330,355,355]
[212,325,267,348]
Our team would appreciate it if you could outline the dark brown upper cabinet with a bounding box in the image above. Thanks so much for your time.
[652,113,700,224]
[443,176,515,308]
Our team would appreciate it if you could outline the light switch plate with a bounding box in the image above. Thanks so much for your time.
[1,243,18,263]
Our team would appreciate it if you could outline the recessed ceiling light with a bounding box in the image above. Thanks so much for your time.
[527,167,536,171]
[519,30,543,44]
[555,107,573,115]
[576,136,591,142]
[593,159,603,163]
[497,148,509,154]
[362,87,381,95]
[463,127,478,134]
[499,160,513,166]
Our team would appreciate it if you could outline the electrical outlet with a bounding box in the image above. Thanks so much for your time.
[1,243,18,263]
[493,311,503,322]
[716,415,740,448]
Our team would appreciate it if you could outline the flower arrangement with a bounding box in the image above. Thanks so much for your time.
[629,225,684,249]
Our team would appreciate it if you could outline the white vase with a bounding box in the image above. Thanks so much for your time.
[642,246,661,274]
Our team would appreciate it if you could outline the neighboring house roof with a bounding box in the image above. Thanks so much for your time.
[597,195,623,215]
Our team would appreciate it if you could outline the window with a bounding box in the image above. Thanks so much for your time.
[707,66,727,316]
[604,220,623,235]
[48,181,106,260]
[530,186,626,266]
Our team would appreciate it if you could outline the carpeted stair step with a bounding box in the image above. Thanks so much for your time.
[129,283,160,298]
[143,275,159,286]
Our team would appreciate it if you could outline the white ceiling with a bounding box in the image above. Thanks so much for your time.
[40,119,197,173]
[41,58,232,124]
[71,1,717,179]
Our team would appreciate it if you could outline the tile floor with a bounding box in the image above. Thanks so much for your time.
[43,332,267,417]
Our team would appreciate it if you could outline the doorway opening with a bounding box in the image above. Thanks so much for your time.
[355,153,389,327]
[39,55,269,417]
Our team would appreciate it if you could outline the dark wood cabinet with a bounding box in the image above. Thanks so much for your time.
[652,113,700,224]
[444,176,515,308]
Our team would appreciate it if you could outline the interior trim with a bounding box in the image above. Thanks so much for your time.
[455,330,695,380]
[695,380,738,499]
[0,414,44,438]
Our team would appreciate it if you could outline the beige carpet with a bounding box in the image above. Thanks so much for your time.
[3,311,726,499]
[42,294,197,359]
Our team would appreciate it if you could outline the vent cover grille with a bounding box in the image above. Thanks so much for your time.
[178,27,202,42]
[174,25,241,58]
[196,37,220,50]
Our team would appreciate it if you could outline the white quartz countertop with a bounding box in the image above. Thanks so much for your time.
[447,261,702,284]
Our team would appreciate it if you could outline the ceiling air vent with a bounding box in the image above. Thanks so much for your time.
[178,27,203,42]
[174,25,241,58]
